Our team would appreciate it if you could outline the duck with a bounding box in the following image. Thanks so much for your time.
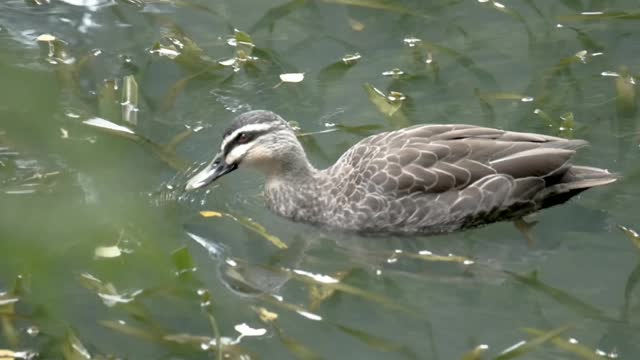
[185,110,616,235]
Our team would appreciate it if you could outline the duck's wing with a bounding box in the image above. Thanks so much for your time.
[329,124,612,202]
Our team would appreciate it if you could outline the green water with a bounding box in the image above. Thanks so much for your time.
[1,1,639,359]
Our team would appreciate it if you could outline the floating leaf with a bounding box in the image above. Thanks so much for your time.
[234,216,288,249]
[62,329,91,360]
[476,92,534,103]
[364,83,402,117]
[279,73,305,83]
[461,344,489,360]
[557,10,640,22]
[618,225,640,250]
[523,328,604,360]
[234,323,267,338]
[309,271,349,310]
[94,245,122,259]
[200,211,223,218]
[253,306,279,323]
[495,325,570,360]
[363,83,410,128]
[83,117,137,137]
[400,250,474,265]
[198,211,287,249]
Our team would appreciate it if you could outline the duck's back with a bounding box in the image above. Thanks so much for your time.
[321,124,615,234]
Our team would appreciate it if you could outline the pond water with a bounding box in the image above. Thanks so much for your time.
[1,0,639,359]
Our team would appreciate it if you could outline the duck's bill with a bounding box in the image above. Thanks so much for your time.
[185,154,237,191]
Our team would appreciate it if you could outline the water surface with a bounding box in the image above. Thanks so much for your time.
[0,1,639,359]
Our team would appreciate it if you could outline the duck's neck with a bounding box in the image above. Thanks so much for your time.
[263,147,328,224]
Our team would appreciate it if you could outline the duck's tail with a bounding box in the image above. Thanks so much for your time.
[538,165,618,208]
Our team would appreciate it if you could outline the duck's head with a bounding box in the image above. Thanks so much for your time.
[185,110,307,191]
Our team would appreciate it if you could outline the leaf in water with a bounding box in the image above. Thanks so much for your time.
[25,0,50,5]
[233,216,288,249]
[200,211,223,218]
[277,330,322,360]
[198,210,287,249]
[290,269,412,314]
[0,275,29,348]
[62,329,92,360]
[421,41,498,89]
[220,259,292,296]
[623,262,640,320]
[11,275,29,297]
[533,108,555,126]
[618,225,640,250]
[522,328,604,360]
[495,325,570,360]
[460,344,489,360]
[252,306,279,323]
[504,271,612,321]
[279,73,305,83]
[159,71,209,113]
[476,91,534,103]
[363,83,410,128]
[250,0,308,33]
[82,117,137,137]
[98,79,121,123]
[317,57,358,84]
[337,324,419,358]
[309,271,348,310]
[94,245,122,259]
[614,67,637,116]
[120,75,139,125]
[334,124,383,136]
[348,17,365,31]
[400,250,474,265]
[233,30,256,62]
[100,320,160,342]
[206,311,223,360]
[321,0,427,17]
[478,0,534,44]
[36,33,74,64]
[171,247,197,277]
[77,273,148,322]
[364,83,401,116]
[83,117,189,171]
[557,10,640,22]
[165,127,196,152]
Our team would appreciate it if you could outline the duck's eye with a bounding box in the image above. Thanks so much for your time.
[237,132,250,144]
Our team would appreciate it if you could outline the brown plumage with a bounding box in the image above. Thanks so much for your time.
[185,110,617,235]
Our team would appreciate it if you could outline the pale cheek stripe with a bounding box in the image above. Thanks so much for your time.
[225,143,252,164]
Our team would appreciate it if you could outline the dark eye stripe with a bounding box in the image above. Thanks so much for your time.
[222,130,268,156]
